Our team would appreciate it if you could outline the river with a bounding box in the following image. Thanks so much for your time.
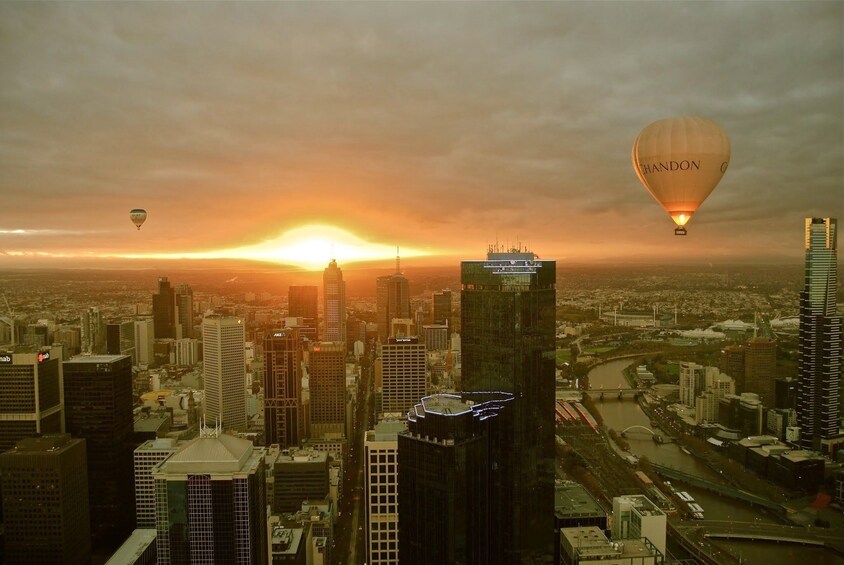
[587,359,844,564]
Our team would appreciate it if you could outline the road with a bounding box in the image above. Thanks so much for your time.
[335,351,373,565]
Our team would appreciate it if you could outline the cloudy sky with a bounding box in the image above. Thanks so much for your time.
[1,2,841,268]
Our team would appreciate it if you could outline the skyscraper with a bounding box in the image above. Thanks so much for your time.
[152,430,267,564]
[106,319,137,364]
[203,315,247,429]
[289,286,319,341]
[175,282,195,339]
[0,348,63,450]
[264,327,303,447]
[798,217,842,452]
[63,354,135,552]
[323,259,347,344]
[308,341,347,439]
[432,289,452,328]
[745,337,776,405]
[376,270,410,343]
[0,435,90,565]
[398,392,514,565]
[152,277,176,339]
[461,247,556,563]
[134,437,180,528]
[380,337,427,416]
[134,318,155,366]
[365,420,407,565]
[81,306,106,354]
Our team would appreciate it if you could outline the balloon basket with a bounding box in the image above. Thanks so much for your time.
[674,227,687,236]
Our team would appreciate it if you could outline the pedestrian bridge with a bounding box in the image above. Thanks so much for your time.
[620,425,656,437]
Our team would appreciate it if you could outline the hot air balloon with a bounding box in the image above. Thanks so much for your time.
[129,209,147,230]
[631,116,730,235]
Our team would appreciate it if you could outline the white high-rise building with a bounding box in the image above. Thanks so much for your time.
[694,368,735,424]
[134,319,154,366]
[679,362,705,407]
[133,438,180,528]
[380,337,427,416]
[364,420,407,565]
[612,495,666,557]
[202,315,246,429]
[174,338,200,366]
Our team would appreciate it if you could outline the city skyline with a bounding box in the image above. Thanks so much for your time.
[1,2,842,270]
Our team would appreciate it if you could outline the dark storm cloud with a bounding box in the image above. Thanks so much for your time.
[0,1,841,261]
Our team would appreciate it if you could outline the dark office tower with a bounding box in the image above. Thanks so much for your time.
[273,448,329,513]
[432,289,452,328]
[153,431,267,565]
[264,328,304,447]
[0,349,63,450]
[398,392,514,565]
[289,286,319,341]
[309,342,347,439]
[63,354,135,553]
[175,283,194,339]
[798,218,842,453]
[153,276,176,339]
[106,319,137,364]
[461,247,556,564]
[376,273,410,342]
[745,337,776,405]
[0,435,90,565]
[323,259,347,344]
[720,344,746,392]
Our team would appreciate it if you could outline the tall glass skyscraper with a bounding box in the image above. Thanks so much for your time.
[797,218,841,452]
[461,247,556,564]
[323,259,347,343]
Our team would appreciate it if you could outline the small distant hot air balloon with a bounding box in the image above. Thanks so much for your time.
[631,116,731,235]
[129,209,147,230]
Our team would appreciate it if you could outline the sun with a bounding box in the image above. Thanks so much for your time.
[119,224,432,270]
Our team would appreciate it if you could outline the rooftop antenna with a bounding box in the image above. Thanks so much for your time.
[330,243,335,262]
[396,246,401,274]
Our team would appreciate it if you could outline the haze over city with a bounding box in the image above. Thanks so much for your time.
[1,2,842,269]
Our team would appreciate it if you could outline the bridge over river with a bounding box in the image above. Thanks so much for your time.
[650,463,786,514]
[673,520,844,557]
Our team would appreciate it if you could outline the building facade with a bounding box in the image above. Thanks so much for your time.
[0,349,64,450]
[323,260,347,344]
[380,337,427,416]
[0,435,91,565]
[153,431,267,565]
[264,328,304,447]
[153,277,176,340]
[288,286,319,341]
[376,273,410,342]
[365,420,407,565]
[134,438,180,528]
[432,289,452,328]
[798,218,841,452]
[309,342,346,439]
[203,315,247,429]
[63,354,135,552]
[461,248,556,563]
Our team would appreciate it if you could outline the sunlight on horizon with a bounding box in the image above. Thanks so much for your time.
[116,224,433,270]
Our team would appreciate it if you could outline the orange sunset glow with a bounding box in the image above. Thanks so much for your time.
[0,3,841,267]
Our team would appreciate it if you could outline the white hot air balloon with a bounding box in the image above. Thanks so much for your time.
[631,116,731,235]
[129,209,147,230]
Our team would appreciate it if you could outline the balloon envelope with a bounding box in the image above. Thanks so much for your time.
[631,116,730,229]
[129,209,147,230]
